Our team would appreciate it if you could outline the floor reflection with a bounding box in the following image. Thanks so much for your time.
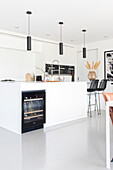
[0,112,110,170]
[0,128,46,170]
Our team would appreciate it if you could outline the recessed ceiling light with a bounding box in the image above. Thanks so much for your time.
[70,40,75,42]
[104,35,108,39]
[45,34,50,36]
[14,26,19,29]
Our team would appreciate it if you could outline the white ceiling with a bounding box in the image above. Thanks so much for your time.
[0,0,113,45]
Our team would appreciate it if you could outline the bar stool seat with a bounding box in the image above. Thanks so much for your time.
[87,79,99,117]
[87,89,96,92]
[96,88,104,91]
[96,79,107,114]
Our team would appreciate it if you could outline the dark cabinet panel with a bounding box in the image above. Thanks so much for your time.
[22,90,46,133]
[45,64,75,75]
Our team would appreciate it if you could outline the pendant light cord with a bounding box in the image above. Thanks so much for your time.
[60,25,62,42]
[84,32,85,48]
[26,11,32,36]
[28,14,30,36]
[59,22,63,42]
[82,29,86,48]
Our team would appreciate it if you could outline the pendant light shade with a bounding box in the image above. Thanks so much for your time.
[59,22,63,55]
[26,11,32,51]
[83,47,86,58]
[59,42,63,55]
[82,29,86,58]
[27,36,31,51]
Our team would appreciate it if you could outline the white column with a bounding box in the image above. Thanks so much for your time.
[106,101,113,169]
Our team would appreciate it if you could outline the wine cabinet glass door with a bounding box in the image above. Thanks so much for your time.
[22,90,46,133]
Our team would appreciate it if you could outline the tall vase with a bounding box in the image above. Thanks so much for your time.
[88,71,96,81]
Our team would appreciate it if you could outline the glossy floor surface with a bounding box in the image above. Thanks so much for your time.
[0,111,113,170]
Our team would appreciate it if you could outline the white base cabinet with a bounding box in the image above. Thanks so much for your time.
[0,82,87,134]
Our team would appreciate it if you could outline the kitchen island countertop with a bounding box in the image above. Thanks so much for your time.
[0,81,87,134]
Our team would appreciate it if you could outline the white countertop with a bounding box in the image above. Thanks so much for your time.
[0,81,85,83]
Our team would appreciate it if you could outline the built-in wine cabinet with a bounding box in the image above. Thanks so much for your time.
[22,90,46,133]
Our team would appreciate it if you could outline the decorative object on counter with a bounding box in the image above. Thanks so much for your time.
[59,22,63,55]
[104,50,113,81]
[45,72,50,81]
[26,73,32,82]
[88,71,96,81]
[35,66,46,82]
[85,61,101,80]
[36,75,42,81]
[82,29,86,58]
[31,73,35,81]
[26,11,32,51]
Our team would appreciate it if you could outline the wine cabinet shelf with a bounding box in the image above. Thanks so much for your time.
[24,114,43,120]
[24,98,43,102]
[24,110,43,115]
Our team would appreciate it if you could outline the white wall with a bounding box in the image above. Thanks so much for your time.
[0,48,36,81]
[0,31,76,81]
[76,39,113,110]
[76,39,113,80]
[77,49,98,81]
[36,42,76,70]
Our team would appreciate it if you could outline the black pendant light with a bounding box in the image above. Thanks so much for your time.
[82,29,86,58]
[26,11,32,51]
[59,22,63,55]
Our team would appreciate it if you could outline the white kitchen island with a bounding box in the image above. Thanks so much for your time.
[0,81,87,134]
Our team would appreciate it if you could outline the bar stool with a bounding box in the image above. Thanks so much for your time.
[96,79,107,114]
[87,79,99,117]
